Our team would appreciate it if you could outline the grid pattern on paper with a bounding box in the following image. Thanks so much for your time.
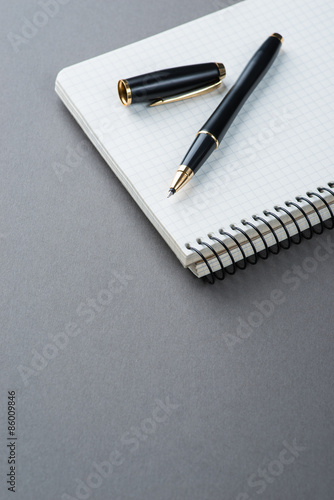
[56,0,334,267]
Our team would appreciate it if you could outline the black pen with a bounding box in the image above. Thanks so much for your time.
[167,33,283,197]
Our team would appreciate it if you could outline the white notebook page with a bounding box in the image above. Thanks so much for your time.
[56,0,334,272]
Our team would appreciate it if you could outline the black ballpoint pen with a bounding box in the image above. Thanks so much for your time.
[167,33,283,197]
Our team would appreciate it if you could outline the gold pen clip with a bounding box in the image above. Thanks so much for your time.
[149,80,224,107]
[150,62,226,107]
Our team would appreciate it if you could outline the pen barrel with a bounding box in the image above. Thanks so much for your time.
[121,63,223,104]
[180,133,217,174]
[203,35,282,143]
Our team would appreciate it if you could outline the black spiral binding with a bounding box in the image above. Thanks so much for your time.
[187,183,334,284]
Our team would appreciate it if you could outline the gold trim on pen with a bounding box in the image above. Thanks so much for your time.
[169,165,194,193]
[150,62,226,107]
[150,80,223,107]
[118,79,132,106]
[196,130,219,149]
[215,62,226,79]
[270,33,283,43]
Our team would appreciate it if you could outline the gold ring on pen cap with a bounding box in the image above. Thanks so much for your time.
[118,79,132,106]
[270,33,283,43]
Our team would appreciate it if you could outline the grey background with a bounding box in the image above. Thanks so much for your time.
[1,1,333,499]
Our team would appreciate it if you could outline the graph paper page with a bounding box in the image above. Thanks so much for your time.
[56,0,334,267]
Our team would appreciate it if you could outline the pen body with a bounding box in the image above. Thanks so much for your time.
[204,34,282,143]
[179,34,282,175]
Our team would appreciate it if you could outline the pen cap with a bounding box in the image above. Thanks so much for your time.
[118,62,226,106]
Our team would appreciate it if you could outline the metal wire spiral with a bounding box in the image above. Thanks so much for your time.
[186,183,334,284]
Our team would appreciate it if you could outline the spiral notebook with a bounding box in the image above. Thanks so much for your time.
[55,0,334,281]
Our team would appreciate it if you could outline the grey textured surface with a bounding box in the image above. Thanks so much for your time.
[1,1,333,499]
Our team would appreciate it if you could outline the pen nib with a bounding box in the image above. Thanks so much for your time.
[167,189,175,198]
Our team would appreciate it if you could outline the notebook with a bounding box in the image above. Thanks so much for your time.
[55,0,334,282]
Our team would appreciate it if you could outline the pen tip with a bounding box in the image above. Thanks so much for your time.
[167,189,175,198]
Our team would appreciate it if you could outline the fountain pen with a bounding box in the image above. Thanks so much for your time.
[167,33,283,197]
